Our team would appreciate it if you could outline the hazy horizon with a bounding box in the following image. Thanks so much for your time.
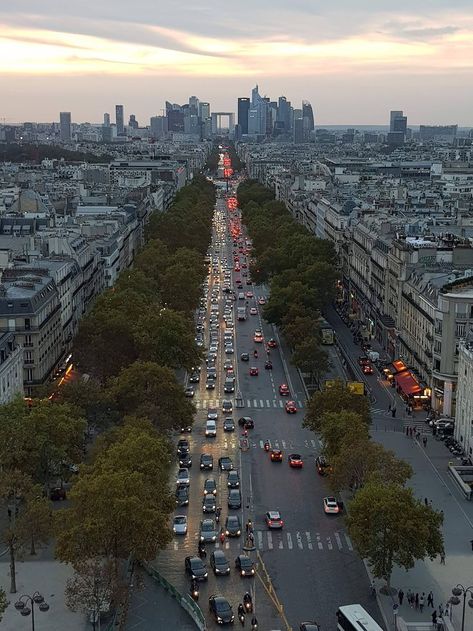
[2,1,473,125]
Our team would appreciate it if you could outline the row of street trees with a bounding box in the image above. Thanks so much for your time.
[304,382,444,590]
[237,179,337,383]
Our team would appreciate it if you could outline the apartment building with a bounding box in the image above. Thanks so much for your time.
[455,342,473,458]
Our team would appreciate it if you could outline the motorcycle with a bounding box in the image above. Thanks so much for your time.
[238,605,245,626]
[264,360,272,370]
[215,507,222,524]
[190,581,199,601]
[243,592,253,613]
[198,543,206,558]
[264,441,270,452]
[253,350,258,358]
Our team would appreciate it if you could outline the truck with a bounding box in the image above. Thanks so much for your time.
[237,306,247,321]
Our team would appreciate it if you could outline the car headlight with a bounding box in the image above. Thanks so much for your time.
[204,572,208,578]
[212,535,216,541]
[200,535,204,541]
[237,530,241,535]
[217,617,223,623]
[225,530,230,535]
[241,570,246,575]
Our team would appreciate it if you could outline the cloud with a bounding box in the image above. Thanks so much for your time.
[381,21,460,41]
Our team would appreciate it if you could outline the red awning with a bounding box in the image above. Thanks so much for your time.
[392,359,408,374]
[394,370,422,396]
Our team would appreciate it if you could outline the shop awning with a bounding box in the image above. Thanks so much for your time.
[394,370,422,396]
[382,359,408,378]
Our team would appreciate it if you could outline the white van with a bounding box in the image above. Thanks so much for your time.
[205,420,217,437]
[238,292,245,300]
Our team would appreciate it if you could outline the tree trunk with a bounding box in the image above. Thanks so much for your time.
[9,543,16,593]
[30,535,36,556]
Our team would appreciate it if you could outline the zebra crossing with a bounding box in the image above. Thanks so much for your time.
[172,529,354,553]
[194,398,304,410]
[256,438,320,451]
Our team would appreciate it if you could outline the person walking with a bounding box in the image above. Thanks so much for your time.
[406,589,412,607]
[440,550,446,564]
[405,426,409,436]
[410,427,414,437]
[423,435,428,448]
[424,497,428,507]
[415,593,419,609]
[419,593,425,612]
[427,591,434,608]
[432,610,437,626]
[392,406,397,418]
[398,589,404,605]
[438,603,444,618]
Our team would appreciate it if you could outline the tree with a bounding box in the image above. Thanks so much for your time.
[330,438,413,493]
[346,481,444,590]
[107,361,195,432]
[282,315,319,349]
[291,338,329,385]
[65,558,126,629]
[319,411,369,461]
[55,379,118,431]
[16,495,52,556]
[0,587,8,622]
[304,381,371,433]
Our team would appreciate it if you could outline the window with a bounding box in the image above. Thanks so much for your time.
[24,318,31,330]
[456,322,466,337]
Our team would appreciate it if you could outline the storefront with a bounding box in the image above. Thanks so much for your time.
[382,359,430,409]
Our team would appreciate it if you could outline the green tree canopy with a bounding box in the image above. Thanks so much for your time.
[292,338,329,384]
[304,381,371,433]
[319,411,369,462]
[346,481,444,589]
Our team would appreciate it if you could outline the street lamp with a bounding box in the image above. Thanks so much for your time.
[14,592,50,631]
[450,584,473,631]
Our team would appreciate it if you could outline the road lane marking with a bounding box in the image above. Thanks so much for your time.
[272,400,278,407]
[327,537,333,550]
[266,399,270,407]
[267,532,273,549]
[287,533,293,549]
[257,531,263,549]
[279,401,284,408]
[246,399,251,407]
[310,440,317,448]
[334,532,343,550]
[296,532,303,549]
[281,440,286,448]
[316,533,322,549]
[278,536,283,549]
[253,399,258,407]
[306,532,313,550]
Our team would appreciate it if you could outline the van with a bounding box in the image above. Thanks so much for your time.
[205,420,217,437]
[238,292,245,300]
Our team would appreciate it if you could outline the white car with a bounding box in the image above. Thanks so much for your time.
[176,468,190,486]
[173,515,188,535]
[323,497,340,514]
[249,307,258,315]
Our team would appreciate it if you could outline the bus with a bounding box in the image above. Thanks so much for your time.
[336,605,384,631]
[319,318,335,345]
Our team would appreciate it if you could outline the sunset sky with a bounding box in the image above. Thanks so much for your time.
[1,0,472,124]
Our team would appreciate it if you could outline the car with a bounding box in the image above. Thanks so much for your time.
[207,408,218,420]
[224,380,235,393]
[258,297,266,305]
[177,439,190,453]
[249,366,259,376]
[358,356,370,366]
[203,494,217,513]
[223,417,235,432]
[224,360,234,371]
[288,453,303,468]
[226,472,240,491]
[173,515,188,535]
[323,496,341,514]
[204,478,217,496]
[238,416,254,429]
[285,400,297,414]
[180,424,192,433]
[246,291,254,298]
[265,510,284,529]
[189,372,200,383]
[200,454,214,470]
[279,383,290,396]
[300,624,321,631]
[205,420,217,437]
[315,455,331,476]
[222,399,233,413]
[235,554,255,577]
[185,556,208,581]
[270,449,283,462]
[175,485,189,506]
[176,468,190,485]
[225,515,242,537]
[178,453,192,468]
[267,338,277,348]
[254,332,263,343]
[225,346,234,355]
[206,379,216,390]
[210,550,230,576]
[240,352,250,361]
[227,489,242,509]
[219,457,233,471]
[200,518,217,542]
[362,363,374,375]
[208,595,234,624]
[184,386,195,398]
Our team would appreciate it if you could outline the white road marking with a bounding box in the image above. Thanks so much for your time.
[287,532,293,549]
[316,533,323,550]
[272,400,278,407]
[281,440,286,448]
[327,537,333,550]
[260,399,264,407]
[310,440,317,448]
[257,531,263,549]
[279,401,284,408]
[334,532,343,550]
[344,534,353,551]
[296,532,303,549]
[278,536,283,549]
[306,532,313,550]
[253,399,258,407]
[266,399,270,407]
[267,532,273,550]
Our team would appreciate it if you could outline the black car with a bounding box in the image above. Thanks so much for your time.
[208,595,234,624]
[240,352,250,362]
[225,515,241,537]
[177,439,190,454]
[189,372,199,383]
[178,453,192,468]
[185,556,208,581]
[203,494,217,513]
[175,485,189,506]
[203,478,217,495]
[238,416,254,429]
[223,417,235,432]
[210,550,230,575]
[206,380,216,390]
[200,454,214,470]
[219,457,233,471]
[235,554,255,577]
[227,489,241,509]
[300,624,321,631]
[180,424,192,433]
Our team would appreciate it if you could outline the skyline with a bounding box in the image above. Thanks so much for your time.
[2,1,473,124]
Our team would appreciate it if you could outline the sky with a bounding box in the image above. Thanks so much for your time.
[1,1,473,125]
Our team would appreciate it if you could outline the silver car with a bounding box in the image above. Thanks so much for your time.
[173,515,188,535]
[200,519,217,543]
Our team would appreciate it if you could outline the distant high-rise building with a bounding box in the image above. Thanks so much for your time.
[115,105,124,134]
[419,125,458,142]
[237,97,250,135]
[248,86,267,136]
[277,96,291,132]
[150,115,168,139]
[103,113,110,127]
[59,112,71,141]
[199,102,210,120]
[390,110,404,131]
[128,114,139,129]
[302,100,315,132]
[293,117,304,144]
[388,110,407,146]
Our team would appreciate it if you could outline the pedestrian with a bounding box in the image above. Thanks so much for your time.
[438,603,444,618]
[470,539,473,551]
[424,497,428,506]
[392,406,396,418]
[388,401,391,412]
[398,589,404,605]
[406,589,412,606]
[406,426,409,437]
[415,593,419,609]
[427,591,434,608]
[445,602,450,619]
[432,610,437,626]
[410,427,414,437]
[419,593,425,612]
[423,436,428,448]
[416,431,421,441]
[440,550,446,564]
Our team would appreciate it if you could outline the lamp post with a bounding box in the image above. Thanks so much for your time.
[14,592,50,631]
[450,584,473,631]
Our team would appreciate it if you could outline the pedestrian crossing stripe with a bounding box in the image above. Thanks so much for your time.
[194,399,304,410]
[257,439,319,450]
[171,530,354,553]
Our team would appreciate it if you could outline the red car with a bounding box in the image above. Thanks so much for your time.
[249,367,259,376]
[246,291,254,298]
[270,449,283,462]
[362,364,374,375]
[279,384,290,396]
[288,454,303,468]
[285,400,297,414]
[267,339,277,348]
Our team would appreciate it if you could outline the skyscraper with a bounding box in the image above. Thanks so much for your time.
[150,115,168,139]
[237,97,250,135]
[302,101,315,132]
[103,112,110,127]
[115,105,124,134]
[388,110,407,146]
[59,112,71,141]
[248,86,267,136]
[390,110,404,131]
[199,102,210,120]
[128,114,138,129]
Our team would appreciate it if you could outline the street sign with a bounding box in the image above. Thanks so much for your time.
[347,381,366,395]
